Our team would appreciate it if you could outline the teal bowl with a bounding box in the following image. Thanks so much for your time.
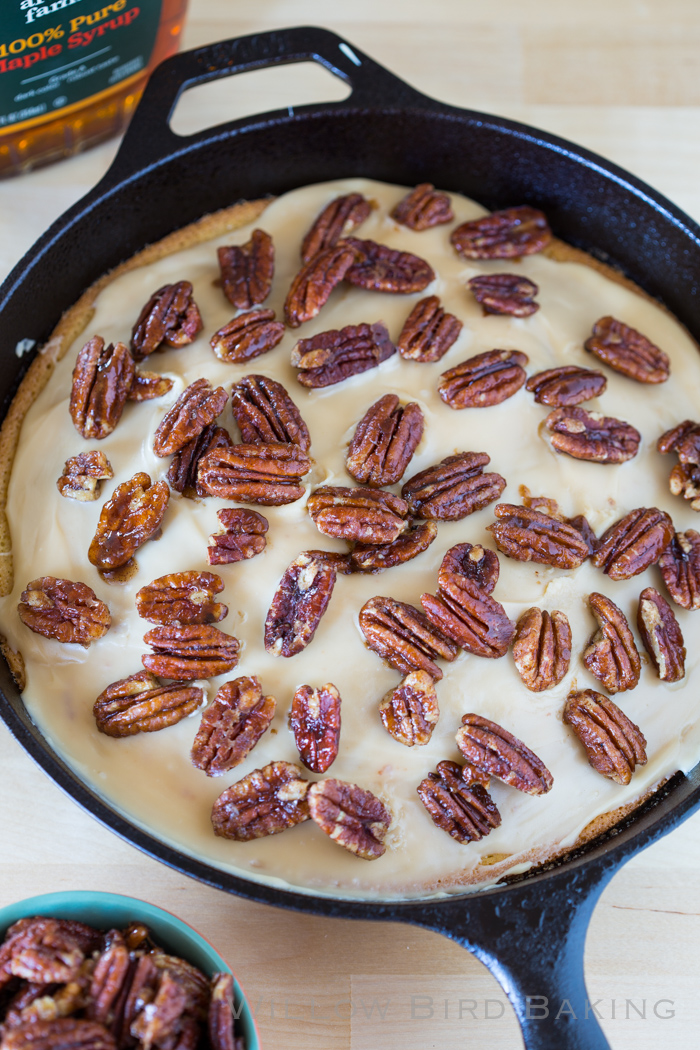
[0,890,259,1050]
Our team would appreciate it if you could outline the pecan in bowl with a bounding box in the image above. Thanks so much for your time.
[346,394,423,487]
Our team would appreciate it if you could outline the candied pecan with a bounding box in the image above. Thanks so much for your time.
[668,462,700,510]
[526,365,607,407]
[391,183,453,230]
[342,237,434,293]
[211,760,310,840]
[129,971,189,1049]
[308,485,408,544]
[486,503,590,569]
[358,596,459,680]
[439,349,528,409]
[167,424,233,498]
[307,779,391,859]
[564,689,647,785]
[658,530,700,609]
[18,577,110,648]
[191,676,276,775]
[592,507,674,580]
[568,513,600,556]
[417,760,501,843]
[421,574,514,658]
[207,508,268,565]
[1,1019,116,1050]
[210,308,285,363]
[3,919,97,986]
[153,378,228,457]
[512,607,571,691]
[142,624,239,680]
[197,442,310,505]
[637,587,685,682]
[130,281,202,360]
[396,295,462,363]
[438,543,499,594]
[88,931,129,1027]
[93,671,203,736]
[69,337,134,440]
[88,472,169,571]
[306,549,354,575]
[346,394,423,486]
[401,451,505,521]
[135,571,227,626]
[379,669,439,747]
[301,193,371,262]
[217,229,274,309]
[544,405,641,463]
[585,316,669,383]
[291,321,395,388]
[657,421,700,510]
[583,592,640,694]
[208,973,238,1050]
[468,273,539,316]
[264,552,337,657]
[456,714,553,794]
[290,683,342,773]
[230,374,310,451]
[284,242,357,327]
[57,451,113,502]
[451,205,552,259]
[127,370,174,401]
[349,520,437,574]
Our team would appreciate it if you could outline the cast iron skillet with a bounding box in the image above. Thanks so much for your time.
[1,26,700,1050]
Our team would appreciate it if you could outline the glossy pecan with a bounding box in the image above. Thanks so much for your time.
[210,308,285,363]
[455,713,553,794]
[544,406,641,463]
[142,624,240,680]
[128,369,174,401]
[379,669,439,747]
[197,442,311,505]
[421,574,514,658]
[349,520,437,574]
[209,973,239,1050]
[563,689,647,785]
[583,592,640,694]
[396,295,462,363]
[439,349,528,409]
[211,760,310,840]
[18,577,110,648]
[301,193,371,262]
[167,423,233,498]
[417,760,501,843]
[291,321,395,388]
[346,394,423,486]
[512,607,571,691]
[307,779,391,860]
[668,462,700,510]
[284,242,357,327]
[658,529,700,609]
[391,183,453,230]
[1,1019,116,1050]
[358,595,459,680]
[438,543,500,594]
[57,451,113,502]
[451,205,552,259]
[191,676,276,775]
[264,552,337,657]
[1,917,97,988]
[88,472,169,571]
[342,236,435,293]
[592,506,674,580]
[468,273,539,316]
[637,586,686,682]
[290,682,342,773]
[69,337,134,440]
[585,316,669,383]
[308,485,408,544]
[135,570,227,625]
[93,671,203,737]
[207,508,269,565]
[88,930,130,1027]
[153,378,228,457]
[486,503,590,569]
[401,451,506,521]
[657,420,700,510]
[230,373,310,451]
[526,364,607,407]
[217,229,274,309]
[130,281,202,360]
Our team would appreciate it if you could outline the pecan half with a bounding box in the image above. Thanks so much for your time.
[401,451,506,520]
[396,295,462,363]
[307,779,391,860]
[486,503,590,569]
[563,689,647,785]
[379,669,439,747]
[167,423,233,497]
[658,530,700,609]
[130,281,202,360]
[230,374,310,451]
[657,420,700,510]
[391,183,453,230]
[207,508,268,565]
[451,205,552,259]
[284,242,357,327]
[358,596,459,680]
[592,506,674,580]
[301,193,371,262]
[191,676,276,775]
[668,463,700,510]
[197,442,311,505]
[526,365,607,407]
[438,543,500,594]
[209,973,239,1050]
[211,760,310,840]
[1,1019,116,1050]
[69,337,134,440]
[346,394,423,486]
[128,370,174,401]
[2,918,97,987]
[135,571,227,625]
[142,624,240,680]
[308,485,408,543]
[18,577,110,648]
[512,607,571,691]
[291,321,396,388]
[264,552,337,657]
[342,237,435,293]
[421,574,514,658]
[468,273,539,316]
[93,671,203,736]
[583,592,641,693]
[417,760,501,843]
[57,451,113,502]
[290,683,342,773]
[455,713,553,794]
[544,406,641,463]
[210,308,285,363]
[88,930,129,1027]
[637,587,685,682]
[153,378,228,457]
[217,229,274,309]
[585,316,669,383]
[439,349,528,409]
[88,472,169,571]
[349,520,437,573]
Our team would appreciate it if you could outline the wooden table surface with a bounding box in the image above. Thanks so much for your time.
[2,2,700,1048]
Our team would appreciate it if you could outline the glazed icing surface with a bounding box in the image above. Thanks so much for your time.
[2,178,700,899]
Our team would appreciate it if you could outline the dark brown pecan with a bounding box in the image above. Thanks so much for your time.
[451,205,552,259]
[217,229,274,309]
[291,321,396,388]
[130,281,202,360]
[88,930,129,1027]
[583,592,641,694]
[57,451,113,502]
[197,442,311,505]
[401,451,505,520]
[129,972,191,1050]
[210,308,285,364]
[545,405,641,463]
[568,513,601,556]
[2,919,97,987]
[378,669,439,747]
[207,508,269,565]
[668,462,700,510]
[486,503,590,569]
[564,689,647,785]
[18,577,110,648]
[211,760,310,840]
[142,624,240,680]
[396,295,463,363]
[191,676,276,775]
[439,349,528,409]
[307,485,408,543]
[592,507,674,580]
[349,520,437,573]
[526,365,607,407]
[421,574,514,658]
[637,586,685,682]
[342,237,435,293]
[284,242,357,327]
[93,671,203,736]
[512,607,571,691]
[307,779,391,860]
[167,423,233,498]
[264,552,337,657]
[127,369,174,401]
[468,273,539,316]
[438,543,500,594]
[1,1019,116,1050]
[658,530,700,609]
[657,421,700,510]
[153,378,228,457]
[391,183,453,230]
[301,193,371,262]
[455,713,553,794]
[346,394,423,486]
[585,316,670,383]
[69,337,134,440]
[209,973,238,1050]
[358,595,459,680]
[230,373,310,451]
[290,683,342,773]
[135,570,227,625]
[417,760,501,843]
[88,472,169,571]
